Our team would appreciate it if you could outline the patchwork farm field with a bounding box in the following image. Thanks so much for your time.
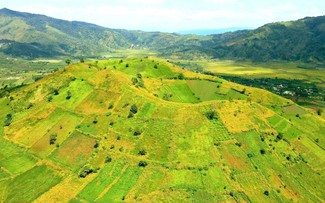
[0,57,324,202]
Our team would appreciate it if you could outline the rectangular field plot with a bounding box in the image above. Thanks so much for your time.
[9,108,65,147]
[77,162,126,202]
[50,131,96,170]
[137,102,157,118]
[235,172,282,203]
[235,130,267,155]
[160,81,198,103]
[0,137,24,161]
[0,165,62,203]
[212,120,233,141]
[0,153,37,175]
[30,112,83,157]
[220,144,256,173]
[52,79,93,111]
[96,166,142,203]
[187,80,221,101]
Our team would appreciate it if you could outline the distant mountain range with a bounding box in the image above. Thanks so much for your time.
[0,8,325,62]
[177,27,252,35]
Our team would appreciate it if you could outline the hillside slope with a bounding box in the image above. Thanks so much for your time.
[0,58,324,202]
[0,8,325,62]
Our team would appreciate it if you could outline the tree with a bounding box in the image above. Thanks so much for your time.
[317,109,323,116]
[4,114,13,126]
[80,57,85,63]
[264,190,269,196]
[94,140,99,148]
[130,104,138,114]
[66,91,72,100]
[178,73,185,80]
[53,89,59,95]
[205,110,218,120]
[49,133,57,145]
[65,58,71,65]
[138,150,147,156]
[138,161,148,167]
[105,155,112,163]
[260,149,266,155]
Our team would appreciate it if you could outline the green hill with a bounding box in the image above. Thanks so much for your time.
[0,58,324,202]
[1,8,325,62]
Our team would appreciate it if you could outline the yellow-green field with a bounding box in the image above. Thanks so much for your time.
[0,57,324,202]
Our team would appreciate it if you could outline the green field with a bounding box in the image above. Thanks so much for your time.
[0,165,62,203]
[0,57,323,202]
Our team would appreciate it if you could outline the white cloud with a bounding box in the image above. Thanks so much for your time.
[127,0,165,4]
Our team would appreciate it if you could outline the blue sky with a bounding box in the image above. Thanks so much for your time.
[1,0,324,32]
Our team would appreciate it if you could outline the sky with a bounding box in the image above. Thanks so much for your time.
[0,0,324,32]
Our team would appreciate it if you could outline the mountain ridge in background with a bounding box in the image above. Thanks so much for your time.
[177,27,252,35]
[0,8,324,62]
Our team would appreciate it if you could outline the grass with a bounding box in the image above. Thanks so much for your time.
[96,166,142,203]
[77,162,126,202]
[0,153,37,175]
[0,165,62,203]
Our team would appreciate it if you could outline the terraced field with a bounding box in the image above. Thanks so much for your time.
[0,57,324,202]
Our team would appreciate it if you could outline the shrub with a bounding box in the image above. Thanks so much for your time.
[264,190,269,196]
[79,165,94,178]
[4,114,13,126]
[47,96,53,102]
[138,161,148,167]
[105,155,112,163]
[205,110,218,120]
[66,91,72,100]
[138,150,147,156]
[53,89,59,95]
[260,149,266,155]
[130,104,138,114]
[134,129,143,136]
[317,109,323,116]
[49,133,57,145]
[65,58,71,65]
[94,140,99,148]
[108,103,114,109]
[178,73,185,80]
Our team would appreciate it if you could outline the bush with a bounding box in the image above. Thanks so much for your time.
[205,110,218,120]
[178,73,185,80]
[130,104,138,114]
[47,96,53,102]
[4,114,13,126]
[105,155,112,163]
[134,129,143,136]
[49,133,57,145]
[260,149,266,155]
[138,150,147,156]
[79,165,94,178]
[264,190,269,196]
[66,91,72,100]
[53,89,59,95]
[138,161,148,167]
[94,141,99,148]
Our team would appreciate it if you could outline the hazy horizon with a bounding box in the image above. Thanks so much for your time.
[0,0,324,32]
